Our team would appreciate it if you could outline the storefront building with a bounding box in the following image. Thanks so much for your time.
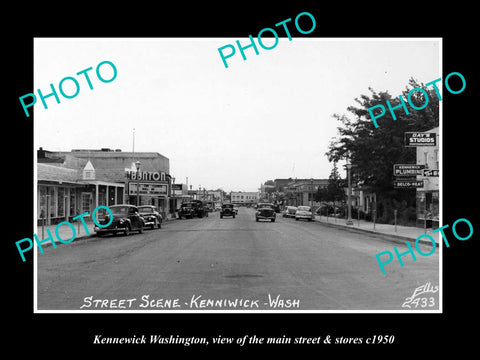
[37,148,171,224]
[416,127,440,228]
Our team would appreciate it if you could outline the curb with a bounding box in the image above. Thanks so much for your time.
[312,218,438,246]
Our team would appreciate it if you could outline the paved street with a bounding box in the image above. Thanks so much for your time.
[37,207,440,311]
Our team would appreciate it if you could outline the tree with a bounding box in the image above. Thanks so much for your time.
[315,162,344,203]
[325,78,439,223]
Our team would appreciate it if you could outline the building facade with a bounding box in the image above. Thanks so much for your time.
[283,178,328,207]
[416,127,440,228]
[37,148,171,225]
[230,191,260,205]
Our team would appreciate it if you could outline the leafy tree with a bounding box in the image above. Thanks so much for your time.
[325,78,439,223]
[315,162,345,203]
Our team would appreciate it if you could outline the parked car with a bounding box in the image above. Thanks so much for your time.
[220,203,236,218]
[256,203,276,222]
[214,204,222,212]
[295,205,315,221]
[195,200,209,218]
[138,205,162,229]
[282,206,298,218]
[94,204,144,236]
[233,206,239,215]
[178,202,196,219]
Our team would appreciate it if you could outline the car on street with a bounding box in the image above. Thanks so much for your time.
[94,204,145,236]
[138,205,162,229]
[177,202,196,219]
[220,203,236,218]
[233,206,239,215]
[282,206,298,218]
[256,203,276,222]
[295,205,315,221]
[214,204,222,212]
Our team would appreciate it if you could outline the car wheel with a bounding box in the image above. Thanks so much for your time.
[233,215,236,219]
[124,224,131,236]
[158,220,162,229]
[295,218,299,221]
[256,218,259,222]
[138,224,143,234]
[151,220,156,230]
[220,215,223,219]
[271,218,275,222]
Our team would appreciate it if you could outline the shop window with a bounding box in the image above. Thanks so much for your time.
[57,187,65,217]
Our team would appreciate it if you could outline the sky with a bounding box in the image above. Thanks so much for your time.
[34,38,440,192]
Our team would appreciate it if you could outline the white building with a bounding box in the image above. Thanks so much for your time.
[230,191,260,205]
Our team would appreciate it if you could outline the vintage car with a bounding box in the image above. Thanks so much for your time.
[178,202,196,219]
[233,206,239,215]
[94,204,145,236]
[282,206,298,218]
[220,203,236,218]
[138,205,162,229]
[295,205,315,221]
[256,203,276,222]
[178,201,208,219]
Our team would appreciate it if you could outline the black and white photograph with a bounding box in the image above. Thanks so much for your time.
[32,37,442,313]
[7,3,477,355]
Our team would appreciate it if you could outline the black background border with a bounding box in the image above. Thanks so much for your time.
[7,2,476,355]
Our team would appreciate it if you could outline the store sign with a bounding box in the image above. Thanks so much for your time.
[394,180,424,188]
[128,182,168,196]
[404,132,437,147]
[172,184,183,196]
[423,169,439,177]
[394,164,425,176]
[125,170,166,182]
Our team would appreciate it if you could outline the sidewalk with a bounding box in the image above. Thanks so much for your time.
[312,215,439,245]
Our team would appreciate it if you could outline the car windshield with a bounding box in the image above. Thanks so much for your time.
[110,207,129,216]
[138,207,153,213]
[258,204,273,208]
[181,203,193,208]
[297,206,311,211]
[222,204,233,208]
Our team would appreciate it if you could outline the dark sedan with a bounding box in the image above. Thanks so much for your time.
[94,204,144,236]
[138,205,162,229]
[220,203,236,219]
[256,203,276,222]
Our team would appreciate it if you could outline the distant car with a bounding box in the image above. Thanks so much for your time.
[178,202,196,219]
[94,204,144,236]
[138,205,162,229]
[214,204,222,212]
[256,203,276,222]
[233,206,239,215]
[220,203,235,218]
[295,206,315,221]
[282,206,298,218]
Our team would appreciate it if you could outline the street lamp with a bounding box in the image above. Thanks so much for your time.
[135,160,141,206]
[345,157,354,225]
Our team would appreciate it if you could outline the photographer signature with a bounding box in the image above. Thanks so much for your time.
[402,282,439,309]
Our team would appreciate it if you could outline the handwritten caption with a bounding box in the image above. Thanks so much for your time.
[80,293,300,310]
